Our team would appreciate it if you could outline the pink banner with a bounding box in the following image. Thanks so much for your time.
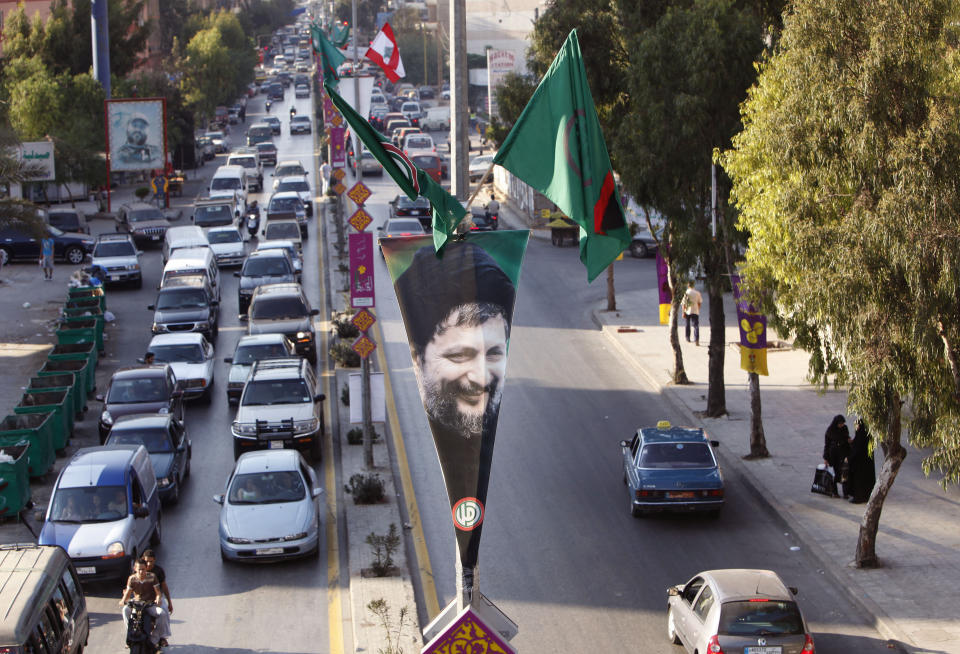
[330,126,346,167]
[349,232,375,308]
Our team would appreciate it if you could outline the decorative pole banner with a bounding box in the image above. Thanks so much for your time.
[732,274,769,376]
[382,232,529,570]
[655,250,671,325]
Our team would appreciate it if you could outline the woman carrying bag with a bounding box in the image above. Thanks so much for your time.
[823,414,851,498]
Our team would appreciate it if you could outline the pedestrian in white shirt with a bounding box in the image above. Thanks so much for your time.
[682,281,703,346]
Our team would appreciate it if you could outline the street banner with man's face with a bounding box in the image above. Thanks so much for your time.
[105,98,166,172]
[382,232,528,570]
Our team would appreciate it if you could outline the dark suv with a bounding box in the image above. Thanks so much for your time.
[148,275,220,340]
[90,233,142,288]
[235,249,296,315]
[246,283,319,365]
[0,224,94,266]
[97,364,184,442]
[115,202,170,245]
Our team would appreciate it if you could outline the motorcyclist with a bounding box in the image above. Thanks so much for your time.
[289,105,297,119]
[119,558,171,649]
[265,99,272,113]
[245,200,261,238]
[485,193,500,220]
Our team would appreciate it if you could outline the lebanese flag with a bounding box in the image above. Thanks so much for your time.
[365,23,406,83]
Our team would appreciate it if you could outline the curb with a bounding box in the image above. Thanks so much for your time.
[592,312,915,653]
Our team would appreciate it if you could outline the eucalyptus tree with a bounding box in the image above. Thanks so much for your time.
[723,0,960,566]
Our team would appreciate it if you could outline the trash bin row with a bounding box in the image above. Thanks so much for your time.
[0,286,109,517]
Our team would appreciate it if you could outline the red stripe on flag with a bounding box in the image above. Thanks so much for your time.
[594,171,616,235]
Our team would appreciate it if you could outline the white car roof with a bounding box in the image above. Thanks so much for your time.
[235,448,300,474]
[149,333,206,346]
[236,333,290,346]
[207,226,242,235]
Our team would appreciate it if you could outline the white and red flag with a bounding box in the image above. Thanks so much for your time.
[365,22,406,83]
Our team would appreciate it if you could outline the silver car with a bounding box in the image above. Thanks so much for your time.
[223,333,297,403]
[146,333,216,403]
[667,569,815,654]
[205,226,246,266]
[213,449,322,562]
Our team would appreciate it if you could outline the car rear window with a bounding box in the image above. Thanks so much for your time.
[718,600,805,636]
[412,155,439,168]
[195,205,234,226]
[243,256,291,277]
[207,229,241,244]
[265,223,300,241]
[251,296,308,320]
[234,342,290,364]
[637,442,714,468]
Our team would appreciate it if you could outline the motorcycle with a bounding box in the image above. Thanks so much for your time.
[125,600,161,654]
[289,106,297,119]
[245,206,261,239]
[265,99,272,113]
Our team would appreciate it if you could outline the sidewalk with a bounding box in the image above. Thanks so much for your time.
[496,197,960,654]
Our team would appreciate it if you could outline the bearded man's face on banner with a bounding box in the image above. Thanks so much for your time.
[417,303,508,437]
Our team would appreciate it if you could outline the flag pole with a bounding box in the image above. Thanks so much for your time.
[464,161,496,209]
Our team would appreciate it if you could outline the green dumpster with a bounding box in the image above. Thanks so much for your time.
[0,443,32,516]
[46,343,97,390]
[39,358,90,400]
[0,414,53,478]
[55,318,98,352]
[60,314,103,353]
[67,286,106,311]
[26,374,79,421]
[14,389,71,450]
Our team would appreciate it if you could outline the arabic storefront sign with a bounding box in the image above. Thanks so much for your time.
[17,142,56,181]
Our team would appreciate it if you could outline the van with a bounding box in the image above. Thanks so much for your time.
[422,106,451,131]
[162,225,208,264]
[0,544,89,653]
[161,246,220,301]
[38,446,162,582]
[209,165,249,211]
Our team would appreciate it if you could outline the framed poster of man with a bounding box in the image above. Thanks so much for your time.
[106,98,166,171]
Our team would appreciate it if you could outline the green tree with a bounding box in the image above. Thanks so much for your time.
[0,128,50,237]
[334,0,383,39]
[723,0,960,566]
[181,27,233,125]
[485,72,537,147]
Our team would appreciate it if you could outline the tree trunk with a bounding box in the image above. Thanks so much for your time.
[855,390,907,568]
[705,282,727,417]
[745,372,769,458]
[667,259,690,384]
[606,263,616,311]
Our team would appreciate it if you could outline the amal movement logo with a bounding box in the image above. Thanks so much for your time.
[452,497,484,531]
[381,141,421,194]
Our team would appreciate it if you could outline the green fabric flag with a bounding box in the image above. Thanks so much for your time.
[493,29,630,282]
[312,24,345,88]
[324,82,467,252]
[332,22,350,48]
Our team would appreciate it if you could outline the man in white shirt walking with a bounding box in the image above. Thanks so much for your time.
[682,281,703,346]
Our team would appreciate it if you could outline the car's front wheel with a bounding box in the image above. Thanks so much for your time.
[630,241,648,258]
[64,245,85,265]
[667,607,681,645]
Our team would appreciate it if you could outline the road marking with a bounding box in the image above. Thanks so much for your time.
[373,318,441,619]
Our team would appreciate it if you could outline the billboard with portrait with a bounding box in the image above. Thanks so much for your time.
[106,98,166,171]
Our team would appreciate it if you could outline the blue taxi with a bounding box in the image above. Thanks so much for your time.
[620,421,724,518]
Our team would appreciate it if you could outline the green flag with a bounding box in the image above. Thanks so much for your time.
[324,82,467,252]
[312,24,345,88]
[493,29,630,282]
[332,22,350,48]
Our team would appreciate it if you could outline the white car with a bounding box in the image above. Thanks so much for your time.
[205,130,227,153]
[295,83,310,98]
[274,176,313,216]
[468,154,495,182]
[205,226,246,266]
[146,333,216,403]
[273,160,307,190]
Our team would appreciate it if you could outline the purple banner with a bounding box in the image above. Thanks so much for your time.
[330,126,346,167]
[655,250,671,325]
[323,92,335,128]
[732,274,769,375]
[349,232,375,308]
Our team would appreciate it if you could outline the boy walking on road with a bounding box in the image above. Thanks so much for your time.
[682,281,703,345]
[40,235,55,281]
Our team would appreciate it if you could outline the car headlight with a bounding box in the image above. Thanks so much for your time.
[294,418,319,434]
[158,476,171,487]
[100,410,113,426]
[283,532,308,541]
[296,331,313,343]
[233,421,257,435]
[104,541,125,558]
[126,264,140,271]
[227,536,254,544]
[196,321,210,330]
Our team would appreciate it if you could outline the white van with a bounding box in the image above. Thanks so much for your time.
[161,246,220,301]
[162,225,208,264]
[209,165,249,213]
[421,106,450,131]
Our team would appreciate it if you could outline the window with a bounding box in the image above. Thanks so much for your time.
[682,577,704,604]
[61,567,83,612]
[693,585,715,620]
[718,600,805,636]
[630,434,640,458]
[37,605,62,653]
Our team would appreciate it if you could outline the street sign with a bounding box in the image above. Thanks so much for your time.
[331,167,346,181]
[349,232,375,308]
[347,181,371,206]
[351,334,376,359]
[331,112,344,127]
[332,182,346,195]
[331,127,346,167]
[422,602,517,654]
[351,307,376,332]
[323,94,335,128]
[348,208,373,232]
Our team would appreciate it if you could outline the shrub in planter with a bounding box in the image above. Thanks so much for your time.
[344,472,385,504]
[331,311,360,339]
[341,385,350,406]
[134,187,151,200]
[330,342,361,367]
[347,427,380,445]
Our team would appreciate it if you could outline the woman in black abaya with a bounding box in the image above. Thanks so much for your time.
[822,415,850,497]
[848,419,876,504]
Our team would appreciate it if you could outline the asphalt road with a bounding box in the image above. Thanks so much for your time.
[80,90,333,654]
[356,157,897,651]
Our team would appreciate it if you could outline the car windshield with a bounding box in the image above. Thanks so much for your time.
[151,343,205,364]
[292,117,310,124]
[276,165,305,177]
[718,600,805,636]
[156,288,208,310]
[195,206,233,226]
[269,197,301,212]
[207,230,242,244]
[231,157,255,168]
[241,379,311,406]
[412,155,438,169]
[407,137,432,149]
[49,486,127,523]
[94,242,135,257]
[243,256,290,277]
[387,220,424,234]
[107,426,173,453]
[211,178,241,191]
[259,244,297,261]
[265,223,300,240]
[638,442,714,468]
[396,197,430,210]
[228,471,305,505]
[251,296,308,320]
[277,180,309,193]
[233,342,290,365]
[107,377,168,403]
[129,208,164,222]
[257,144,276,154]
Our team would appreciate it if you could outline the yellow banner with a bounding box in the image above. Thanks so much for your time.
[659,304,670,325]
[740,346,768,376]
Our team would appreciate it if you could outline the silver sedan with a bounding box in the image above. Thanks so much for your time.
[214,449,322,562]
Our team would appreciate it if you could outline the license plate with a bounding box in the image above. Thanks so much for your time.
[668,491,695,498]
[151,235,160,241]
[109,275,120,281]
[256,547,284,556]
[745,648,781,654]
[76,566,96,575]
[269,441,284,449]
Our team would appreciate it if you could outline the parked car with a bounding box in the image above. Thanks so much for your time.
[90,233,142,288]
[104,414,191,504]
[224,333,297,404]
[620,420,724,518]
[666,569,815,654]
[96,365,185,442]
[629,228,659,258]
[46,207,90,234]
[0,224,94,266]
[145,333,216,403]
[214,449,322,561]
[246,282,319,364]
[205,226,246,267]
[235,249,297,315]
[114,202,171,246]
